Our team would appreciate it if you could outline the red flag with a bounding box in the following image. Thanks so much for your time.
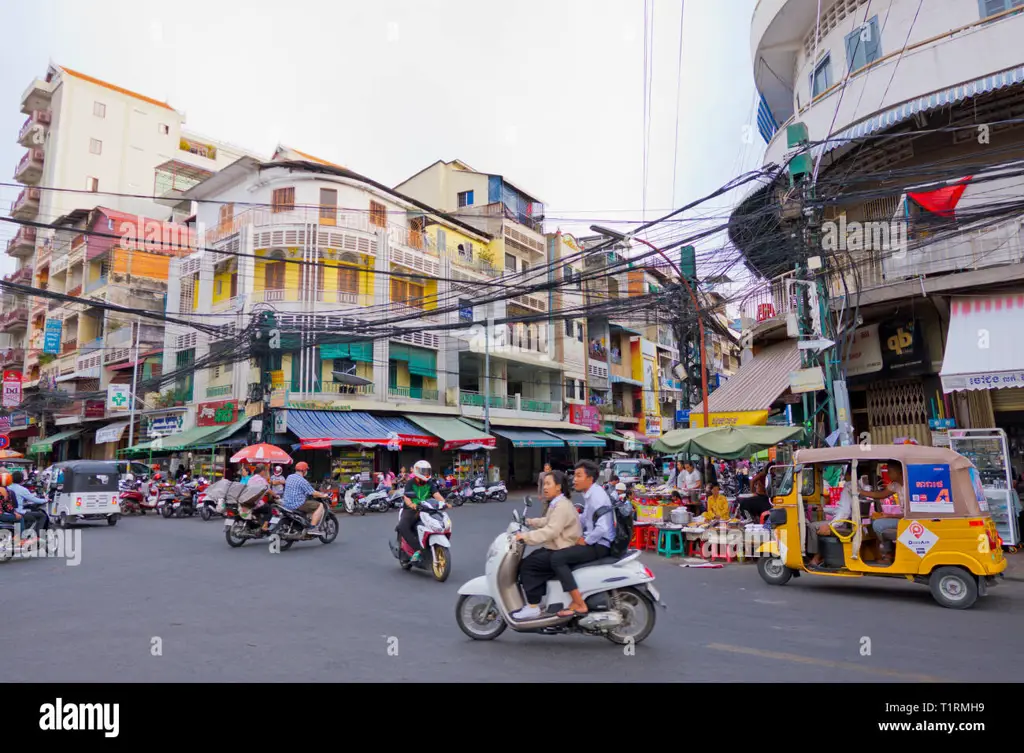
[907,176,972,217]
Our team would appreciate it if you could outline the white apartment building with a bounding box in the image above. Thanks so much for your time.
[7,63,260,459]
[725,1,1024,455]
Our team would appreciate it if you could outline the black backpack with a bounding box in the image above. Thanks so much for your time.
[593,498,634,558]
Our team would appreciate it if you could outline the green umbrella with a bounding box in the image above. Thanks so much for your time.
[652,425,805,460]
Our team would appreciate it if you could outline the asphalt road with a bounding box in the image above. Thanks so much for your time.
[3,497,1023,683]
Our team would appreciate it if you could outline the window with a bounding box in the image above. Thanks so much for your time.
[93,102,105,118]
[272,187,295,213]
[337,265,359,294]
[320,188,337,221]
[565,319,573,336]
[218,203,234,228]
[87,177,98,192]
[390,278,424,308]
[457,190,474,207]
[264,261,285,291]
[811,54,833,99]
[504,253,516,272]
[216,280,223,297]
[369,200,387,228]
[845,15,881,72]
[565,378,575,399]
[89,138,102,155]
[577,322,584,342]
[980,0,1024,18]
[159,123,169,135]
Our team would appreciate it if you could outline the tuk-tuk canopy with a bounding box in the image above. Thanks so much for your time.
[47,461,120,492]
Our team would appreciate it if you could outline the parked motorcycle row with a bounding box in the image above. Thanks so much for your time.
[118,474,212,519]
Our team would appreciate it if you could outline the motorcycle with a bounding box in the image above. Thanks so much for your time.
[224,496,338,550]
[446,479,481,506]
[454,496,665,644]
[162,478,199,518]
[342,476,367,516]
[361,485,395,513]
[469,474,507,503]
[120,478,148,515]
[483,478,508,503]
[388,498,452,582]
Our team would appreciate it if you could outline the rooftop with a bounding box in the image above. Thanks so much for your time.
[55,64,177,113]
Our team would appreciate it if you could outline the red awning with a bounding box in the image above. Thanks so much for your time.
[908,176,972,217]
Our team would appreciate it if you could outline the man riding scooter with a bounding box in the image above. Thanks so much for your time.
[281,462,331,531]
[399,460,447,564]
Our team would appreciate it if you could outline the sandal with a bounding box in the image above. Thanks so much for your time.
[557,606,589,618]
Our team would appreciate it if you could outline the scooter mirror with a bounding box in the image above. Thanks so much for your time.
[523,496,534,507]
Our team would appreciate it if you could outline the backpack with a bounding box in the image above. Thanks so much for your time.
[593,498,634,558]
[0,487,14,515]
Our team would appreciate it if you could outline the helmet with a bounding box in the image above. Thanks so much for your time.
[295,462,309,472]
[411,460,432,481]
[616,482,627,492]
[274,466,282,474]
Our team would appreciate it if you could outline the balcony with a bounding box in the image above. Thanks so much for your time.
[446,248,501,278]
[320,382,375,397]
[66,284,83,299]
[85,274,108,294]
[212,205,379,253]
[61,339,78,355]
[6,226,36,258]
[11,187,40,220]
[0,348,25,369]
[387,386,440,402]
[459,390,561,415]
[17,110,50,147]
[14,148,44,184]
[0,308,28,332]
[388,225,438,257]
[20,78,53,115]
[206,384,233,398]
[738,270,797,326]
[509,292,548,312]
[6,265,33,285]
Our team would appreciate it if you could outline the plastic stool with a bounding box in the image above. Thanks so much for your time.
[657,529,685,557]
[630,524,649,550]
[643,527,660,550]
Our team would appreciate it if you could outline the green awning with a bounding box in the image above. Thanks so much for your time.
[389,343,437,378]
[123,420,249,454]
[27,428,83,455]
[403,415,495,451]
[189,419,251,449]
[321,341,373,362]
[544,430,607,448]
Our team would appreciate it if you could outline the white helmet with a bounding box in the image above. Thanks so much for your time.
[412,460,432,481]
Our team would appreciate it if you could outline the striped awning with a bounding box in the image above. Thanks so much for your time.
[815,64,1024,158]
[286,410,438,449]
[757,92,778,144]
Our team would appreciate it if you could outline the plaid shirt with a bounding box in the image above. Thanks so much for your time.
[281,473,315,510]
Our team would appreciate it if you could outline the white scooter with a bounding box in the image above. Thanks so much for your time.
[472,474,508,503]
[454,496,665,644]
[388,498,452,582]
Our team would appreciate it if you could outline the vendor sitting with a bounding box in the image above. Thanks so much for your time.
[705,483,730,522]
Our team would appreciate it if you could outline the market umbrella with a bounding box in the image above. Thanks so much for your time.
[230,443,293,464]
[652,426,805,460]
[0,450,25,459]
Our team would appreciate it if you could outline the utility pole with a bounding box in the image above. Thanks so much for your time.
[484,310,492,472]
[127,318,141,448]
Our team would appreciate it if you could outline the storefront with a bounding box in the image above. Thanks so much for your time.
[27,428,84,464]
[402,415,496,480]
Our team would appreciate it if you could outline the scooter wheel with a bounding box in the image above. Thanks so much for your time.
[495,492,507,503]
[455,595,506,640]
[200,506,212,521]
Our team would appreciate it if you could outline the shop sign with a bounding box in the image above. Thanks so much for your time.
[879,319,928,375]
[845,323,883,376]
[645,414,662,436]
[84,400,105,419]
[270,370,285,390]
[196,400,238,426]
[688,410,769,428]
[928,418,955,429]
[2,370,22,408]
[148,414,184,437]
[286,400,352,411]
[0,415,9,434]
[270,389,287,408]
[569,404,601,432]
[43,319,62,355]
[789,367,825,394]
[107,384,130,412]
[9,410,34,428]
[906,464,954,513]
[675,409,689,424]
[273,411,287,434]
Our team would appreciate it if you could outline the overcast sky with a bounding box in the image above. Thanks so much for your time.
[0,0,762,277]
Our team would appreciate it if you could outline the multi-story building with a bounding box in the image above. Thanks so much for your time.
[727,1,1024,455]
[11,63,260,459]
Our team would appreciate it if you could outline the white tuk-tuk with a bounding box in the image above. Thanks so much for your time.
[45,460,122,527]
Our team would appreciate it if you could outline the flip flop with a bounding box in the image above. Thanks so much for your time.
[557,607,589,618]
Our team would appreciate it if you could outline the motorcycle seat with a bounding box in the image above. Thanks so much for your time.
[570,556,622,571]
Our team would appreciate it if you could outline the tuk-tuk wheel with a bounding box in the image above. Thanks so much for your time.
[929,566,978,609]
[757,556,793,586]
[58,513,69,529]
[107,515,119,527]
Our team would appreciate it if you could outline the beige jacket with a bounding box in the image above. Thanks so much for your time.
[521,495,582,550]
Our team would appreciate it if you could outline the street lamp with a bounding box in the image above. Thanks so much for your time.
[589,225,709,427]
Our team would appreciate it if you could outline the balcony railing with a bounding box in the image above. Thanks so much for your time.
[0,308,29,330]
[17,109,50,145]
[61,339,78,355]
[387,386,440,402]
[14,149,44,181]
[6,265,33,285]
[521,399,559,414]
[460,391,516,410]
[66,284,83,299]
[738,270,798,324]
[0,348,25,367]
[6,226,36,258]
[206,384,233,398]
[302,382,375,396]
[79,337,103,355]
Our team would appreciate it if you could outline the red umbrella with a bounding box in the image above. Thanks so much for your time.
[230,444,293,464]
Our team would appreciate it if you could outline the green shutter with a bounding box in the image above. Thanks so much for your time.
[350,341,373,363]
[320,343,351,360]
[407,347,436,378]
[290,350,301,390]
[389,343,410,362]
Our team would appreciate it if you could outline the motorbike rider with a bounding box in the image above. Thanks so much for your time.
[281,461,330,531]
[399,460,446,563]
[269,466,286,496]
[8,471,50,533]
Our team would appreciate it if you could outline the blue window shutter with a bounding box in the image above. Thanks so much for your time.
[466,190,473,205]
[487,176,501,203]
[865,16,881,63]
[756,93,778,144]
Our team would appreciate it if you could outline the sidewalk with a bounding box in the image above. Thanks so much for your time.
[1003,550,1024,582]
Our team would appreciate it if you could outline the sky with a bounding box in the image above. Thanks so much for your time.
[0,0,764,278]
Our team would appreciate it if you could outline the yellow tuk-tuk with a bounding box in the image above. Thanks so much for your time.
[756,445,1006,609]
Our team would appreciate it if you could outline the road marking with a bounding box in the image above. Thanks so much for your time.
[705,643,944,682]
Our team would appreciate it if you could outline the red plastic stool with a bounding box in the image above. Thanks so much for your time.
[630,524,649,550]
[760,511,770,524]
[643,527,660,550]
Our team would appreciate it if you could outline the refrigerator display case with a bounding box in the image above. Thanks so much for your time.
[948,428,1020,547]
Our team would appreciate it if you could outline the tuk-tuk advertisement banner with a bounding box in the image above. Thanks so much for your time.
[905,463,954,513]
